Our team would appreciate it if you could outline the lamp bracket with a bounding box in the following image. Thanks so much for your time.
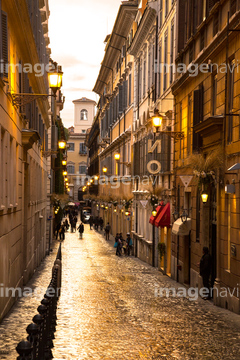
[156,130,184,140]
[9,92,53,107]
[42,150,58,158]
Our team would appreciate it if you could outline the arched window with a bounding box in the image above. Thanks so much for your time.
[67,163,75,174]
[80,109,88,120]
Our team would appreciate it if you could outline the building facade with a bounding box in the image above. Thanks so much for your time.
[67,97,96,202]
[172,0,240,313]
[92,1,138,237]
[0,0,58,320]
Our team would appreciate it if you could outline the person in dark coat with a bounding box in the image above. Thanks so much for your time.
[200,246,212,299]
[59,224,65,240]
[89,216,94,230]
[105,222,111,240]
[55,223,61,240]
[77,222,84,239]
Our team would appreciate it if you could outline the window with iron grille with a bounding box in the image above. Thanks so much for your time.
[79,143,87,154]
[79,164,87,175]
[67,164,75,174]
[68,143,75,151]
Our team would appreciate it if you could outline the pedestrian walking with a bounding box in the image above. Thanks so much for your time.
[114,233,122,256]
[89,216,94,230]
[99,217,104,230]
[200,246,212,300]
[105,222,111,240]
[59,224,65,240]
[77,222,84,239]
[55,223,61,240]
[126,232,133,256]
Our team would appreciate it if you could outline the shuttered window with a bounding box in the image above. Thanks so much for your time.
[1,10,8,80]
[118,85,123,114]
[192,86,203,152]
[128,74,132,105]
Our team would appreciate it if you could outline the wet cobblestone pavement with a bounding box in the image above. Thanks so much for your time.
[1,225,240,359]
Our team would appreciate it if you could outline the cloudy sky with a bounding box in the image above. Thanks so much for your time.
[48,0,123,128]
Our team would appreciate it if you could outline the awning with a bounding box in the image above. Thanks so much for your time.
[149,201,164,225]
[155,202,171,228]
[172,218,191,236]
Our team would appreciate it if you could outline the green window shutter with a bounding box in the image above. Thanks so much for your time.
[1,10,8,79]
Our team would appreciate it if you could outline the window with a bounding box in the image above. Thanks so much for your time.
[1,10,8,80]
[165,0,169,17]
[128,74,132,105]
[230,0,237,17]
[170,21,174,84]
[212,74,217,115]
[79,164,87,174]
[68,143,75,151]
[82,130,86,133]
[227,59,235,143]
[80,109,88,120]
[160,0,163,28]
[200,30,205,51]
[67,164,75,174]
[196,188,200,242]
[164,31,168,91]
[213,11,219,37]
[158,41,162,98]
[79,143,87,155]
[187,95,192,155]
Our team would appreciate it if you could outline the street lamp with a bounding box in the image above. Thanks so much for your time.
[63,171,67,176]
[152,209,157,217]
[102,167,107,173]
[58,141,66,149]
[48,68,63,96]
[114,153,121,161]
[173,209,179,221]
[62,160,67,166]
[181,210,188,223]
[152,109,163,130]
[201,191,208,203]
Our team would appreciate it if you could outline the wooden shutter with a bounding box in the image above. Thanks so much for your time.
[1,11,8,79]
[118,85,123,114]
[177,0,186,52]
[192,86,203,151]
[128,74,132,105]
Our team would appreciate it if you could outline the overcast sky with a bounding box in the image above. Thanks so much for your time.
[48,0,123,128]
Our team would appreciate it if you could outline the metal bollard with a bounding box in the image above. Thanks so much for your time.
[16,340,33,360]
[26,323,39,360]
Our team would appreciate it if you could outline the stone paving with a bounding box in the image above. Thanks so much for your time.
[1,223,240,359]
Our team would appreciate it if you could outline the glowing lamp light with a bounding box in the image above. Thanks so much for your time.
[62,160,67,166]
[201,192,208,203]
[66,182,69,186]
[64,178,68,182]
[87,182,90,186]
[63,171,67,176]
[90,179,94,183]
[94,175,99,180]
[114,208,117,212]
[105,206,108,210]
[67,188,70,192]
[152,109,163,128]
[48,69,63,95]
[102,167,107,173]
[58,141,66,149]
[114,153,120,161]
[152,209,157,217]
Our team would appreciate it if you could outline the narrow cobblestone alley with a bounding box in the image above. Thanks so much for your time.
[1,226,240,360]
